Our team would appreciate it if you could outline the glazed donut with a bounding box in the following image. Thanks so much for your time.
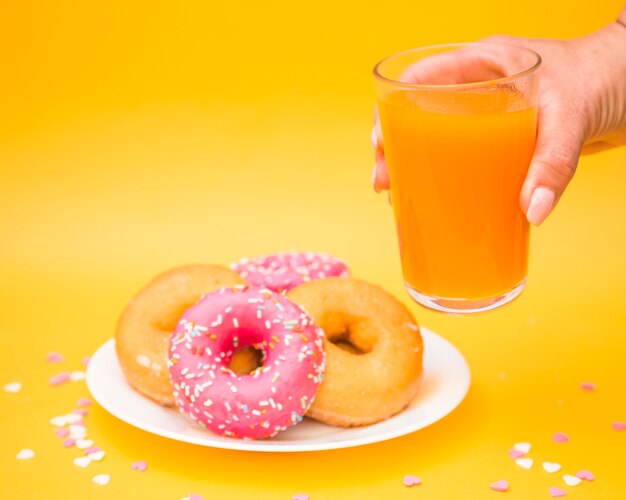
[168,285,326,439]
[230,251,349,293]
[287,277,423,427]
[115,265,246,406]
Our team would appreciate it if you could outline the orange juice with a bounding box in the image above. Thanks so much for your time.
[378,90,537,300]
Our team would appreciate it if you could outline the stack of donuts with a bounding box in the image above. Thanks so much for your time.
[115,251,423,440]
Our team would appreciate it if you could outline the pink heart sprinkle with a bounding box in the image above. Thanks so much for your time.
[576,469,595,481]
[490,480,509,492]
[73,420,86,427]
[580,382,596,392]
[188,495,204,500]
[403,475,422,487]
[55,428,70,438]
[85,446,101,455]
[73,409,89,416]
[553,432,569,443]
[77,398,92,407]
[46,352,65,363]
[82,356,91,366]
[612,421,626,431]
[49,372,71,386]
[549,487,567,497]
[508,449,525,459]
[292,495,309,500]
[63,439,76,448]
[131,460,148,472]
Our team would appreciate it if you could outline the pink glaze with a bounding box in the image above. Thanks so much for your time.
[168,285,326,439]
[230,251,349,293]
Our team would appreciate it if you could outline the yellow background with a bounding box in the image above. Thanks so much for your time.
[2,1,625,498]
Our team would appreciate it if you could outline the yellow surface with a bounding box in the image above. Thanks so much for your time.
[1,1,625,498]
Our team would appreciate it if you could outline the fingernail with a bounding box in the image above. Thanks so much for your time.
[526,187,555,226]
[371,128,378,148]
[372,165,380,193]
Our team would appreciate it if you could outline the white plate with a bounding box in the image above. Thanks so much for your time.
[87,328,470,452]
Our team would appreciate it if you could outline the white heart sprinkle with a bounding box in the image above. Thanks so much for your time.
[543,462,562,473]
[563,474,582,487]
[4,382,22,393]
[65,413,83,424]
[76,439,94,450]
[70,371,86,381]
[515,457,534,470]
[73,456,92,468]
[16,448,35,460]
[50,416,68,427]
[514,442,532,454]
[88,451,106,461]
[92,474,110,486]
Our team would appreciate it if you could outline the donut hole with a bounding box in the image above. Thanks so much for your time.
[326,321,375,355]
[229,345,265,374]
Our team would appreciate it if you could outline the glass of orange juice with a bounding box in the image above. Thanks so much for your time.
[374,43,541,313]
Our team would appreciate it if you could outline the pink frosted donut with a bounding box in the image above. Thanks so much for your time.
[230,251,349,293]
[167,285,326,439]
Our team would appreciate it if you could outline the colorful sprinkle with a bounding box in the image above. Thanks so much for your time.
[92,474,110,486]
[563,475,582,487]
[575,470,595,481]
[70,371,86,381]
[131,460,148,472]
[513,442,531,454]
[73,456,92,468]
[489,480,509,492]
[188,495,204,500]
[515,458,533,470]
[82,356,91,366]
[63,439,76,448]
[580,382,596,392]
[549,487,567,497]
[77,398,92,407]
[55,428,70,437]
[49,372,71,386]
[553,433,570,443]
[612,421,626,431]
[543,462,562,473]
[88,450,106,462]
[46,352,64,363]
[508,449,525,459]
[403,475,422,487]
[4,381,23,393]
[16,449,35,460]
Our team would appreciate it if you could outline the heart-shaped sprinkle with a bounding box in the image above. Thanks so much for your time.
[73,409,89,416]
[553,433,569,443]
[65,413,83,424]
[76,439,94,449]
[85,446,101,455]
[490,480,509,492]
[543,462,562,473]
[131,460,148,472]
[515,458,533,470]
[580,382,595,392]
[62,439,76,448]
[549,487,567,497]
[575,469,595,481]
[92,474,110,486]
[88,451,106,462]
[563,475,582,487]
[73,456,92,468]
[55,428,70,438]
[70,371,86,381]
[69,430,87,440]
[612,421,626,431]
[46,352,64,363]
[508,449,525,459]
[513,442,532,454]
[50,416,68,427]
[188,495,204,500]
[4,382,22,393]
[16,448,35,460]
[403,475,422,487]
[291,495,308,500]
[77,398,92,407]
[49,372,71,386]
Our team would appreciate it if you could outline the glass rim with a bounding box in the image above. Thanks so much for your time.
[373,42,542,90]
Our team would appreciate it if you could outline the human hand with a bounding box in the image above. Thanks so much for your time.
[372,12,626,225]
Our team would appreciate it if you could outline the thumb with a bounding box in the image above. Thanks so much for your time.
[520,105,584,225]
